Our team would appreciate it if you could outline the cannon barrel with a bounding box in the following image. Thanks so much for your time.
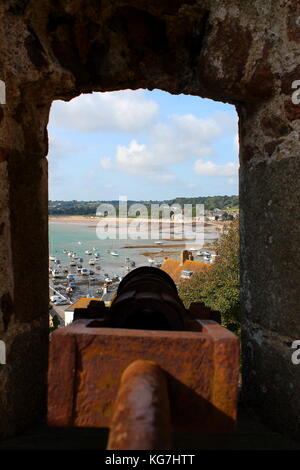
[107,266,186,331]
[107,360,172,450]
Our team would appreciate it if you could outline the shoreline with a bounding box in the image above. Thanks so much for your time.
[49,215,226,230]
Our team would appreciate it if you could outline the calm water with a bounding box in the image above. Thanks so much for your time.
[49,221,219,279]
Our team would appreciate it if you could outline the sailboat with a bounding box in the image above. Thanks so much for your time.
[110,239,119,256]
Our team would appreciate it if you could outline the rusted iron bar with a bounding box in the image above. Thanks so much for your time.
[107,360,172,450]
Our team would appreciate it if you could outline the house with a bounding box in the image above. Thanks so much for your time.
[161,250,212,285]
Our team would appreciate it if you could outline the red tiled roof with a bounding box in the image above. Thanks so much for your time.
[161,259,211,284]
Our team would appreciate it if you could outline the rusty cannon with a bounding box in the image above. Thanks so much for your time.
[47,267,240,449]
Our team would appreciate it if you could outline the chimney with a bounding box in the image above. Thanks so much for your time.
[180,250,189,266]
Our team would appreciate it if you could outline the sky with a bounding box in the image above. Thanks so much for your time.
[48,89,239,201]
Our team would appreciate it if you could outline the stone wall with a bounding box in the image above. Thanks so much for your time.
[0,0,299,438]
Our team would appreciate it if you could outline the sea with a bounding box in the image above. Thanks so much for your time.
[49,221,220,300]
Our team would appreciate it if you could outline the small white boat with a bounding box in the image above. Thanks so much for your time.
[49,256,55,261]
[52,269,61,278]
[202,251,211,257]
[78,241,82,245]
[85,250,92,255]
[69,260,76,266]
[89,259,96,265]
[94,253,100,258]
[110,252,119,257]
[54,258,60,264]
[148,258,155,264]
[155,241,163,245]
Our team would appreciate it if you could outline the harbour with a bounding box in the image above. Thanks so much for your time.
[49,219,221,310]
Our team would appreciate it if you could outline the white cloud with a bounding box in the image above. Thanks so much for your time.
[99,113,228,183]
[100,156,113,170]
[234,133,239,153]
[150,114,221,164]
[50,90,159,133]
[194,159,238,177]
[100,139,176,183]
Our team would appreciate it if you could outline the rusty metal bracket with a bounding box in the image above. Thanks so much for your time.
[48,317,239,434]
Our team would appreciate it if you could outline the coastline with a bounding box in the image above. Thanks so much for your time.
[49,215,226,230]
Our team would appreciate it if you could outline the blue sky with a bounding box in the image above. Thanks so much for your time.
[48,89,239,201]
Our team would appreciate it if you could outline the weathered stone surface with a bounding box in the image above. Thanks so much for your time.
[240,156,300,338]
[242,323,300,438]
[0,0,299,440]
[0,319,48,437]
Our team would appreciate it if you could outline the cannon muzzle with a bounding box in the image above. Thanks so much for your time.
[107,267,186,331]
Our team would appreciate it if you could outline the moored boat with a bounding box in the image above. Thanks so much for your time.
[52,269,61,278]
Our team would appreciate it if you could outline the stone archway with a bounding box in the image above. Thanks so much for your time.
[1,0,300,438]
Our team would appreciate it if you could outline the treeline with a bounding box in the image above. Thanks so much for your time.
[165,195,239,211]
[49,195,239,216]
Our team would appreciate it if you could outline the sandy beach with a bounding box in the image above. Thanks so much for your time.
[49,215,226,230]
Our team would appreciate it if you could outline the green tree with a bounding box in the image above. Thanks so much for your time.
[49,314,60,333]
[178,218,240,334]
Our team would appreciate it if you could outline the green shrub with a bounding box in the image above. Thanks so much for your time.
[178,218,240,334]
